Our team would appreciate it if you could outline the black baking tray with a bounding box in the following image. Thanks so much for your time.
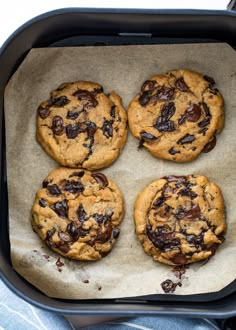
[0,8,236,318]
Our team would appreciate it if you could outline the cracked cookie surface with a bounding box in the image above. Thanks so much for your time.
[31,167,125,260]
[37,81,127,170]
[134,175,226,265]
[128,69,224,162]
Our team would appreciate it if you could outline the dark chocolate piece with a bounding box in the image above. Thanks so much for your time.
[161,279,181,293]
[175,77,189,92]
[53,200,68,218]
[202,136,216,153]
[77,204,88,222]
[47,184,61,196]
[141,80,156,92]
[177,134,196,144]
[39,198,47,207]
[52,116,64,135]
[140,132,158,141]
[49,96,70,107]
[186,104,201,122]
[64,180,84,194]
[72,89,98,109]
[102,119,113,138]
[38,105,50,119]
[92,173,108,188]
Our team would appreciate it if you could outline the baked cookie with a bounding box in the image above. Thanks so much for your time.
[31,167,124,260]
[37,81,127,170]
[134,175,226,265]
[128,69,224,162]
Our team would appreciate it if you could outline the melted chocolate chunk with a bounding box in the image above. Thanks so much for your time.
[66,222,88,240]
[92,87,103,95]
[198,118,210,128]
[172,265,189,280]
[93,212,112,224]
[140,131,158,141]
[58,244,70,253]
[139,91,151,106]
[164,175,187,183]
[38,105,50,119]
[77,204,87,222]
[46,228,56,240]
[154,117,175,132]
[67,222,79,240]
[141,80,156,92]
[138,138,144,149]
[49,96,70,107]
[66,123,84,139]
[47,184,61,196]
[175,204,200,220]
[92,173,108,188]
[156,86,175,101]
[161,102,176,119]
[161,279,181,293]
[64,180,84,194]
[59,232,72,242]
[169,147,180,155]
[146,225,180,251]
[112,228,120,239]
[209,243,219,255]
[69,171,85,178]
[67,110,81,119]
[175,207,186,220]
[52,116,64,135]
[156,205,172,218]
[172,253,187,265]
[78,227,90,238]
[84,135,94,159]
[175,77,189,92]
[178,114,187,125]
[202,102,211,117]
[72,89,98,109]
[177,134,196,144]
[199,127,208,135]
[186,233,204,247]
[53,200,68,218]
[203,75,215,86]
[83,279,89,283]
[186,104,201,122]
[39,198,47,207]
[95,223,113,244]
[93,213,106,224]
[86,121,97,137]
[42,180,49,188]
[179,187,198,199]
[154,102,176,132]
[102,119,113,138]
[153,196,166,208]
[185,204,201,220]
[110,105,116,118]
[202,136,216,153]
[46,228,56,247]
[56,257,65,267]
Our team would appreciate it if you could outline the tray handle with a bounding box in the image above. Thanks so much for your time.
[228,0,236,10]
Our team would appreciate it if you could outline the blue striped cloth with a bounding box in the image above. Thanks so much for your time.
[0,279,218,330]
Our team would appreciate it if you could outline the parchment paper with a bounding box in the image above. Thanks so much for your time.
[4,44,236,299]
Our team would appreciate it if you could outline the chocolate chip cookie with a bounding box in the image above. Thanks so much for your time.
[31,167,125,260]
[37,81,127,170]
[128,69,224,162]
[134,175,226,265]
